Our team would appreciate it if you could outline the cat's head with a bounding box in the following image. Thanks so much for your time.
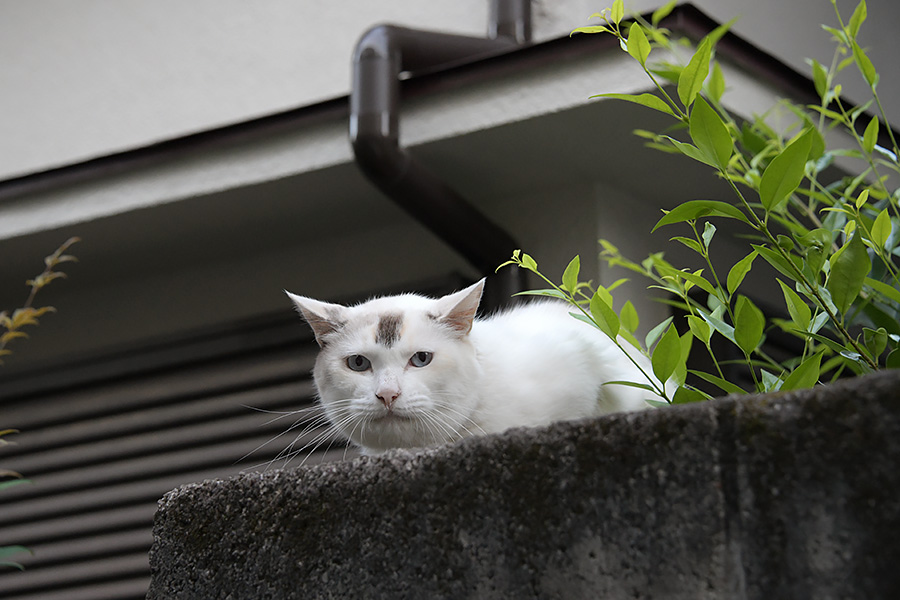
[286,280,485,453]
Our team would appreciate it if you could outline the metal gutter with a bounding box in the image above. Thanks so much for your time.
[350,0,531,307]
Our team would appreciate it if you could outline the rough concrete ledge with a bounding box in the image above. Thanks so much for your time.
[146,371,900,599]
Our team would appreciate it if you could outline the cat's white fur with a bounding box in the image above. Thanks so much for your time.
[286,279,658,454]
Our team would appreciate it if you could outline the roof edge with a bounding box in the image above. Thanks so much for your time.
[0,3,889,203]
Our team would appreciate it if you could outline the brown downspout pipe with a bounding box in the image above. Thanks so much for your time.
[350,0,531,308]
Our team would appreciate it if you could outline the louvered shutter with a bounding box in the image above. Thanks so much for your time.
[0,314,351,599]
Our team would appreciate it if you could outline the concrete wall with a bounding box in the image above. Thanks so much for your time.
[147,370,900,599]
[2,0,898,180]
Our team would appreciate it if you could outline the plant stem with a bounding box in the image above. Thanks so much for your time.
[723,176,879,370]
[518,261,669,400]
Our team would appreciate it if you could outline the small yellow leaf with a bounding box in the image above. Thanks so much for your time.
[0,331,29,345]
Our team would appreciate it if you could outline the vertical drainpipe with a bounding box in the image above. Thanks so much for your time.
[350,0,531,309]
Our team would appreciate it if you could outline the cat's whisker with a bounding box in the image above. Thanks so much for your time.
[415,411,443,445]
[292,409,361,469]
[252,403,360,472]
[417,409,462,445]
[424,395,488,438]
[238,403,339,470]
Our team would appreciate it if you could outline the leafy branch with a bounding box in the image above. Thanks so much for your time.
[1,237,79,571]
[506,0,899,400]
[0,237,80,364]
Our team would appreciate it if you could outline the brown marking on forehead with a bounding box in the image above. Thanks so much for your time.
[375,313,403,347]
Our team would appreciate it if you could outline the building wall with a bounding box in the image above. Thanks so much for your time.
[1,0,898,180]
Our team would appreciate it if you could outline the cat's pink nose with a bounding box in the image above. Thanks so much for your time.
[376,389,400,409]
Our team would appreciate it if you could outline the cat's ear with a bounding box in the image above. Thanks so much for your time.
[285,292,347,347]
[435,278,484,336]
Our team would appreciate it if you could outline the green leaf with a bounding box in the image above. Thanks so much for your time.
[777,235,795,253]
[660,136,720,168]
[887,348,900,369]
[848,0,867,39]
[673,386,708,404]
[604,380,657,393]
[594,283,614,308]
[863,115,879,154]
[706,16,739,49]
[513,288,568,299]
[607,278,629,293]
[626,23,651,66]
[690,96,733,169]
[687,315,712,345]
[855,188,870,210]
[875,144,898,161]
[677,37,712,108]
[870,208,892,249]
[852,41,878,88]
[592,92,677,118]
[620,300,639,333]
[837,55,856,72]
[671,236,704,254]
[0,478,32,492]
[689,369,746,395]
[861,302,900,336]
[645,316,674,349]
[778,280,812,331]
[519,252,538,271]
[796,329,844,354]
[590,290,620,339]
[759,129,813,212]
[726,250,758,296]
[571,25,614,35]
[644,398,671,408]
[651,0,678,26]
[652,200,750,232]
[561,255,580,293]
[610,0,624,25]
[752,244,801,280]
[651,323,681,384]
[741,122,769,156]
[780,351,824,391]
[811,59,829,100]
[679,269,720,298]
[702,221,717,249]
[827,231,872,314]
[865,276,900,305]
[0,544,31,570]
[734,295,765,355]
[700,306,736,344]
[863,326,888,357]
[822,24,849,46]
[799,228,833,277]
[569,311,602,332]
[760,369,783,393]
[0,545,30,559]
[676,330,694,386]
[708,61,726,103]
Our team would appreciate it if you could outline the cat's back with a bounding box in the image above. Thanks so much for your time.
[469,299,652,419]
[472,300,607,352]
[471,299,628,370]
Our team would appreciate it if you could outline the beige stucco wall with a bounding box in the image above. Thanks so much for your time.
[1,0,898,180]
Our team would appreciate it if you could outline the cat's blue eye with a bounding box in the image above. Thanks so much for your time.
[409,351,433,368]
[346,355,371,371]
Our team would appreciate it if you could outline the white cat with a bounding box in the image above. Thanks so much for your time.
[286,279,658,455]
